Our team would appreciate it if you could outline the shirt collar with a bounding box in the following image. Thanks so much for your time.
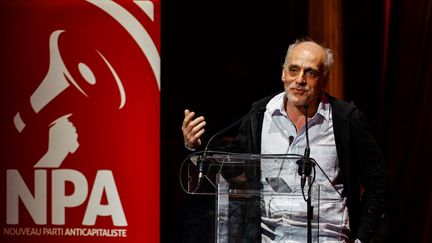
[268,92,331,121]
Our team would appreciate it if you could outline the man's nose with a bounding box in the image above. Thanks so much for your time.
[295,70,307,84]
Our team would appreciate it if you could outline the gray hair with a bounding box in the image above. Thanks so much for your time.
[283,38,334,81]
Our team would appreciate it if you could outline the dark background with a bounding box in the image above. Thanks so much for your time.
[161,1,432,242]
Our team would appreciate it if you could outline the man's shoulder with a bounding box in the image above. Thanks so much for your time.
[326,93,359,119]
[250,91,282,111]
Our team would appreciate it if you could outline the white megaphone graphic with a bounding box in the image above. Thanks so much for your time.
[13,30,126,168]
[13,30,94,133]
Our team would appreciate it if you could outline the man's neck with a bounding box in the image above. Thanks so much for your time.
[285,99,319,133]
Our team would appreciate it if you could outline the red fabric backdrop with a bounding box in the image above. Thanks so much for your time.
[0,1,160,242]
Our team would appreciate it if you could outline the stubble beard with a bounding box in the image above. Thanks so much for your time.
[286,91,311,108]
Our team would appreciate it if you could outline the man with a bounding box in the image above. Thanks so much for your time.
[182,38,389,242]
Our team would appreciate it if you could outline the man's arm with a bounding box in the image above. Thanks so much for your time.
[351,110,390,242]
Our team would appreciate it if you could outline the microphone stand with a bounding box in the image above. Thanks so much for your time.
[296,104,315,243]
[305,108,313,243]
[306,172,314,243]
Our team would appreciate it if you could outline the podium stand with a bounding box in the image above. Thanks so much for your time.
[181,152,328,243]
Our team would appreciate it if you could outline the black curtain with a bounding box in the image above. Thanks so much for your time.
[344,0,432,242]
[382,1,432,242]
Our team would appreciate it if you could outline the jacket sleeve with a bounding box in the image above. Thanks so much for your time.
[350,109,390,242]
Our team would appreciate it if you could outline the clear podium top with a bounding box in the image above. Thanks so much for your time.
[188,151,305,165]
[181,151,311,196]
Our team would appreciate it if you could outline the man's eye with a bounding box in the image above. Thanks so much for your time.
[289,68,300,76]
[305,70,319,79]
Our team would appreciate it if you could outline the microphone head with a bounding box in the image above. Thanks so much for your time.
[288,136,294,146]
[304,147,310,157]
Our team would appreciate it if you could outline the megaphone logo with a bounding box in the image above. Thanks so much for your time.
[13,30,126,168]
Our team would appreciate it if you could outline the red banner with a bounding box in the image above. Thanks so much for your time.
[0,0,160,242]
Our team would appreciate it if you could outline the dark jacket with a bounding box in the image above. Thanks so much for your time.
[222,92,389,242]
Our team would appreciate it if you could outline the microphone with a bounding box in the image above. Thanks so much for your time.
[266,135,294,193]
[288,135,294,148]
[204,111,254,152]
[196,110,257,181]
[197,159,206,181]
[276,135,294,177]
[297,104,312,189]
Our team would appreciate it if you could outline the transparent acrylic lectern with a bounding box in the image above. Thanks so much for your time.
[180,151,335,243]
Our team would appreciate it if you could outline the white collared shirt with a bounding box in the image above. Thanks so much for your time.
[260,92,350,242]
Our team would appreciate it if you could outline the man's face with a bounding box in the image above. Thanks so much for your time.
[282,42,326,108]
